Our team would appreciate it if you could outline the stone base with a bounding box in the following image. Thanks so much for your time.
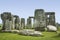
[35,27,45,31]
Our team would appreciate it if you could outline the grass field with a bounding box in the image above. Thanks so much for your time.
[0,31,60,40]
[0,26,60,40]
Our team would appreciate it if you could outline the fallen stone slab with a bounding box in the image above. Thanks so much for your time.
[19,29,43,36]
[11,30,19,33]
[1,30,12,33]
[1,30,19,33]
[47,25,57,32]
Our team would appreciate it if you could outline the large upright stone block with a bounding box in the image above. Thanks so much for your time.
[21,18,25,29]
[27,18,32,28]
[11,16,15,30]
[1,12,13,30]
[45,12,55,26]
[34,9,46,31]
[5,20,12,30]
[14,15,20,30]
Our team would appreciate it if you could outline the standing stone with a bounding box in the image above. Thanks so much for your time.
[34,9,46,31]
[27,18,32,29]
[45,12,55,26]
[11,15,15,30]
[50,13,55,26]
[5,20,12,30]
[14,15,20,30]
[21,18,25,29]
[1,12,13,30]
[1,13,7,30]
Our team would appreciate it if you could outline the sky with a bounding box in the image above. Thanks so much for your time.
[0,0,60,24]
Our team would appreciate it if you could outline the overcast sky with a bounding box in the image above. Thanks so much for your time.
[0,0,60,24]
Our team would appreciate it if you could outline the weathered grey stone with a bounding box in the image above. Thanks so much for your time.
[5,20,12,30]
[21,18,25,29]
[34,9,46,31]
[14,15,20,30]
[2,30,12,33]
[11,30,19,33]
[19,29,43,36]
[47,25,57,32]
[2,30,19,33]
[45,12,55,26]
[0,9,56,32]
[1,12,13,30]
[11,16,15,30]
[27,18,32,28]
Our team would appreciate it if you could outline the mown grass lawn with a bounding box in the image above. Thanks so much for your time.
[0,31,60,40]
[0,27,60,40]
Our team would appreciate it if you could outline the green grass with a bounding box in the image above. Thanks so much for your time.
[0,26,60,40]
[0,31,60,40]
